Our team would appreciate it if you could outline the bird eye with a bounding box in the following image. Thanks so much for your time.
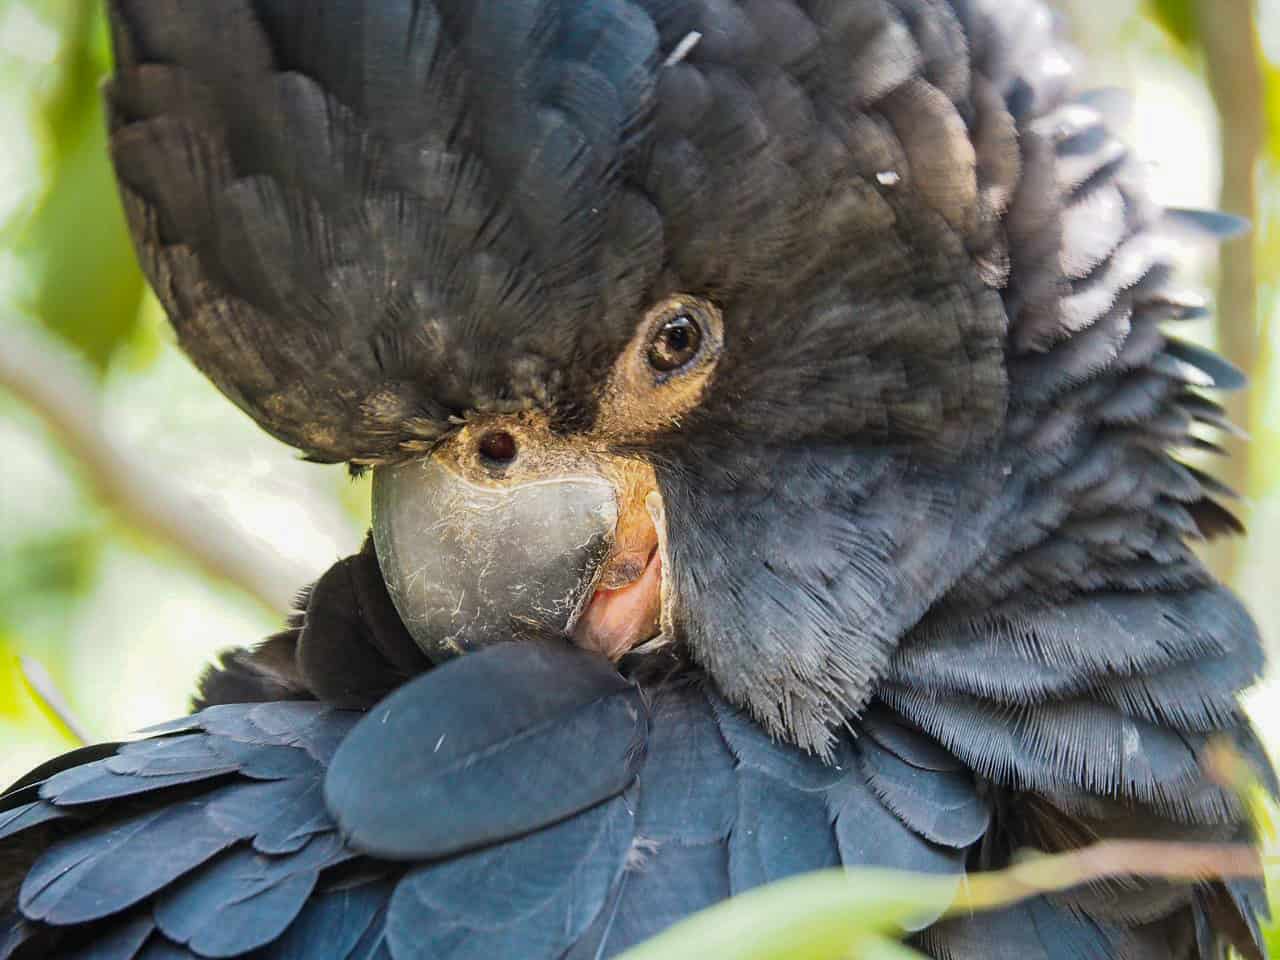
[478,430,518,466]
[646,313,703,372]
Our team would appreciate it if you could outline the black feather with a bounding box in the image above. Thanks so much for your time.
[632,687,735,844]
[709,693,853,791]
[1161,207,1250,240]
[383,792,634,960]
[2,744,123,810]
[828,767,963,930]
[890,588,1240,705]
[880,686,1235,823]
[728,771,839,894]
[856,736,989,848]
[577,840,730,958]
[1163,338,1248,391]
[325,642,646,861]
[21,778,312,925]
[153,834,348,956]
[0,803,75,844]
[251,775,332,856]
[295,537,429,709]
[918,897,1123,960]
[258,880,392,959]
[64,912,155,960]
[40,738,239,806]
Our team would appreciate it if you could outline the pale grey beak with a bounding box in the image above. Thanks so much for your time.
[371,457,619,661]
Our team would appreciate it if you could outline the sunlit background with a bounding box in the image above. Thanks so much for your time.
[0,0,1276,945]
[0,0,372,775]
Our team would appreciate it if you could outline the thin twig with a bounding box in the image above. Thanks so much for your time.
[953,840,1266,913]
[620,838,1269,959]
[0,322,302,614]
[19,655,90,745]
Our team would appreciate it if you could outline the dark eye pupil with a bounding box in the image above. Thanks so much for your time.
[478,430,518,465]
[647,314,702,372]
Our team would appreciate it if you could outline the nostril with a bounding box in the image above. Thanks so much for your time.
[477,430,518,466]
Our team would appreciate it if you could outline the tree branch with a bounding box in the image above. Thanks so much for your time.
[955,840,1266,912]
[0,323,304,615]
[1195,0,1265,586]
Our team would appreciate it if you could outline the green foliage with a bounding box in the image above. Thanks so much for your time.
[1145,0,1198,52]
[1257,789,1279,956]
[8,0,145,370]
[1266,884,1280,958]
[617,869,944,960]
[0,528,102,624]
[0,635,78,748]
[0,636,33,724]
[1267,67,1280,162]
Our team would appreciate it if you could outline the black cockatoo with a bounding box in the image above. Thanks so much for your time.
[1,0,1272,957]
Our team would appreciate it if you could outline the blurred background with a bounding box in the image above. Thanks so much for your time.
[0,0,1275,940]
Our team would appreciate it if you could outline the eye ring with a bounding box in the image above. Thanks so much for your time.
[646,310,704,373]
[592,295,722,438]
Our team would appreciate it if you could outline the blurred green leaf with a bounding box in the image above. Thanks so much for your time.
[617,869,952,960]
[1145,0,1199,51]
[11,0,144,370]
[622,834,1270,960]
[114,290,170,373]
[1248,762,1278,959]
[0,527,103,638]
[1265,62,1280,162]
[0,636,31,723]
[0,636,78,748]
[1264,862,1279,958]
[853,937,927,960]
